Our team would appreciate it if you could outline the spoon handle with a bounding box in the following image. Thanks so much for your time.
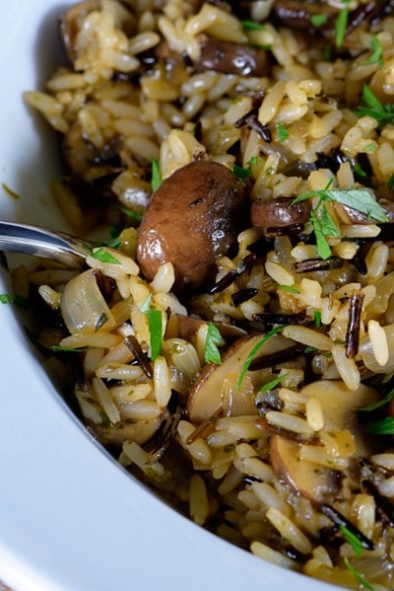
[0,221,91,268]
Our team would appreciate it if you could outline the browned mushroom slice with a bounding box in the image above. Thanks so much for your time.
[60,0,100,63]
[188,333,294,423]
[251,197,311,228]
[175,314,246,342]
[271,436,340,503]
[198,39,270,77]
[272,0,338,29]
[271,380,380,502]
[137,161,246,293]
[335,202,394,225]
[301,380,379,456]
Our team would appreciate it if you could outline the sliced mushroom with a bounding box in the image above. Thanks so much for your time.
[137,161,246,293]
[251,197,311,228]
[198,38,270,77]
[272,0,338,30]
[175,314,246,342]
[188,333,294,423]
[60,0,100,63]
[271,436,341,503]
[271,380,380,502]
[301,380,379,456]
[335,202,394,225]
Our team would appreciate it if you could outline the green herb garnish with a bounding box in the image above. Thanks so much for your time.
[356,85,394,128]
[2,182,21,200]
[237,325,286,392]
[293,184,388,259]
[151,159,161,191]
[365,143,377,153]
[305,346,318,354]
[121,207,143,222]
[339,525,364,557]
[139,295,162,360]
[146,309,163,361]
[51,345,87,353]
[204,323,223,365]
[248,156,260,166]
[314,310,322,327]
[242,20,265,31]
[0,293,28,307]
[259,371,289,395]
[233,164,252,180]
[359,385,394,412]
[343,558,376,591]
[367,416,394,435]
[278,285,301,294]
[367,35,383,68]
[335,3,349,48]
[276,123,289,143]
[353,164,368,180]
[310,14,328,27]
[91,248,121,265]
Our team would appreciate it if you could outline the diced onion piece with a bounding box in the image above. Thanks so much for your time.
[60,269,115,335]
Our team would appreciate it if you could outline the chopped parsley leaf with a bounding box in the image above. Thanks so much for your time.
[359,385,394,412]
[276,123,289,143]
[278,285,301,294]
[204,323,223,365]
[121,207,143,222]
[259,371,289,395]
[367,416,394,435]
[343,558,376,591]
[0,293,28,307]
[367,35,383,68]
[339,525,364,557]
[91,248,121,265]
[310,14,328,27]
[356,85,394,128]
[241,20,265,31]
[335,3,349,48]
[237,325,286,392]
[314,310,322,327]
[151,159,161,191]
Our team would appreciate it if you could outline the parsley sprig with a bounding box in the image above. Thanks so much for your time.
[151,159,161,191]
[293,182,388,259]
[356,85,394,128]
[335,1,350,48]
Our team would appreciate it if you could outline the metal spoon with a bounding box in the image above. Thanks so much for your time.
[0,221,92,268]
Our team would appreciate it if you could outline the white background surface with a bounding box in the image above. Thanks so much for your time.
[0,2,338,590]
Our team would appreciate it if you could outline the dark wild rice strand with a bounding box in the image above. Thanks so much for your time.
[125,335,153,378]
[293,257,343,273]
[345,293,365,359]
[320,504,375,550]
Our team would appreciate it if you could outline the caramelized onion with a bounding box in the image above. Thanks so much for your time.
[60,269,115,335]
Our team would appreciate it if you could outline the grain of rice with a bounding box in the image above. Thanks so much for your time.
[234,456,274,482]
[331,344,361,391]
[266,507,313,554]
[251,482,288,512]
[368,320,389,367]
[251,541,297,570]
[189,474,209,526]
[265,411,315,437]
[153,356,172,407]
[306,397,324,431]
[282,326,332,351]
[92,377,121,424]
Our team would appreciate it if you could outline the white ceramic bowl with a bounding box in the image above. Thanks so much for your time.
[0,3,338,590]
